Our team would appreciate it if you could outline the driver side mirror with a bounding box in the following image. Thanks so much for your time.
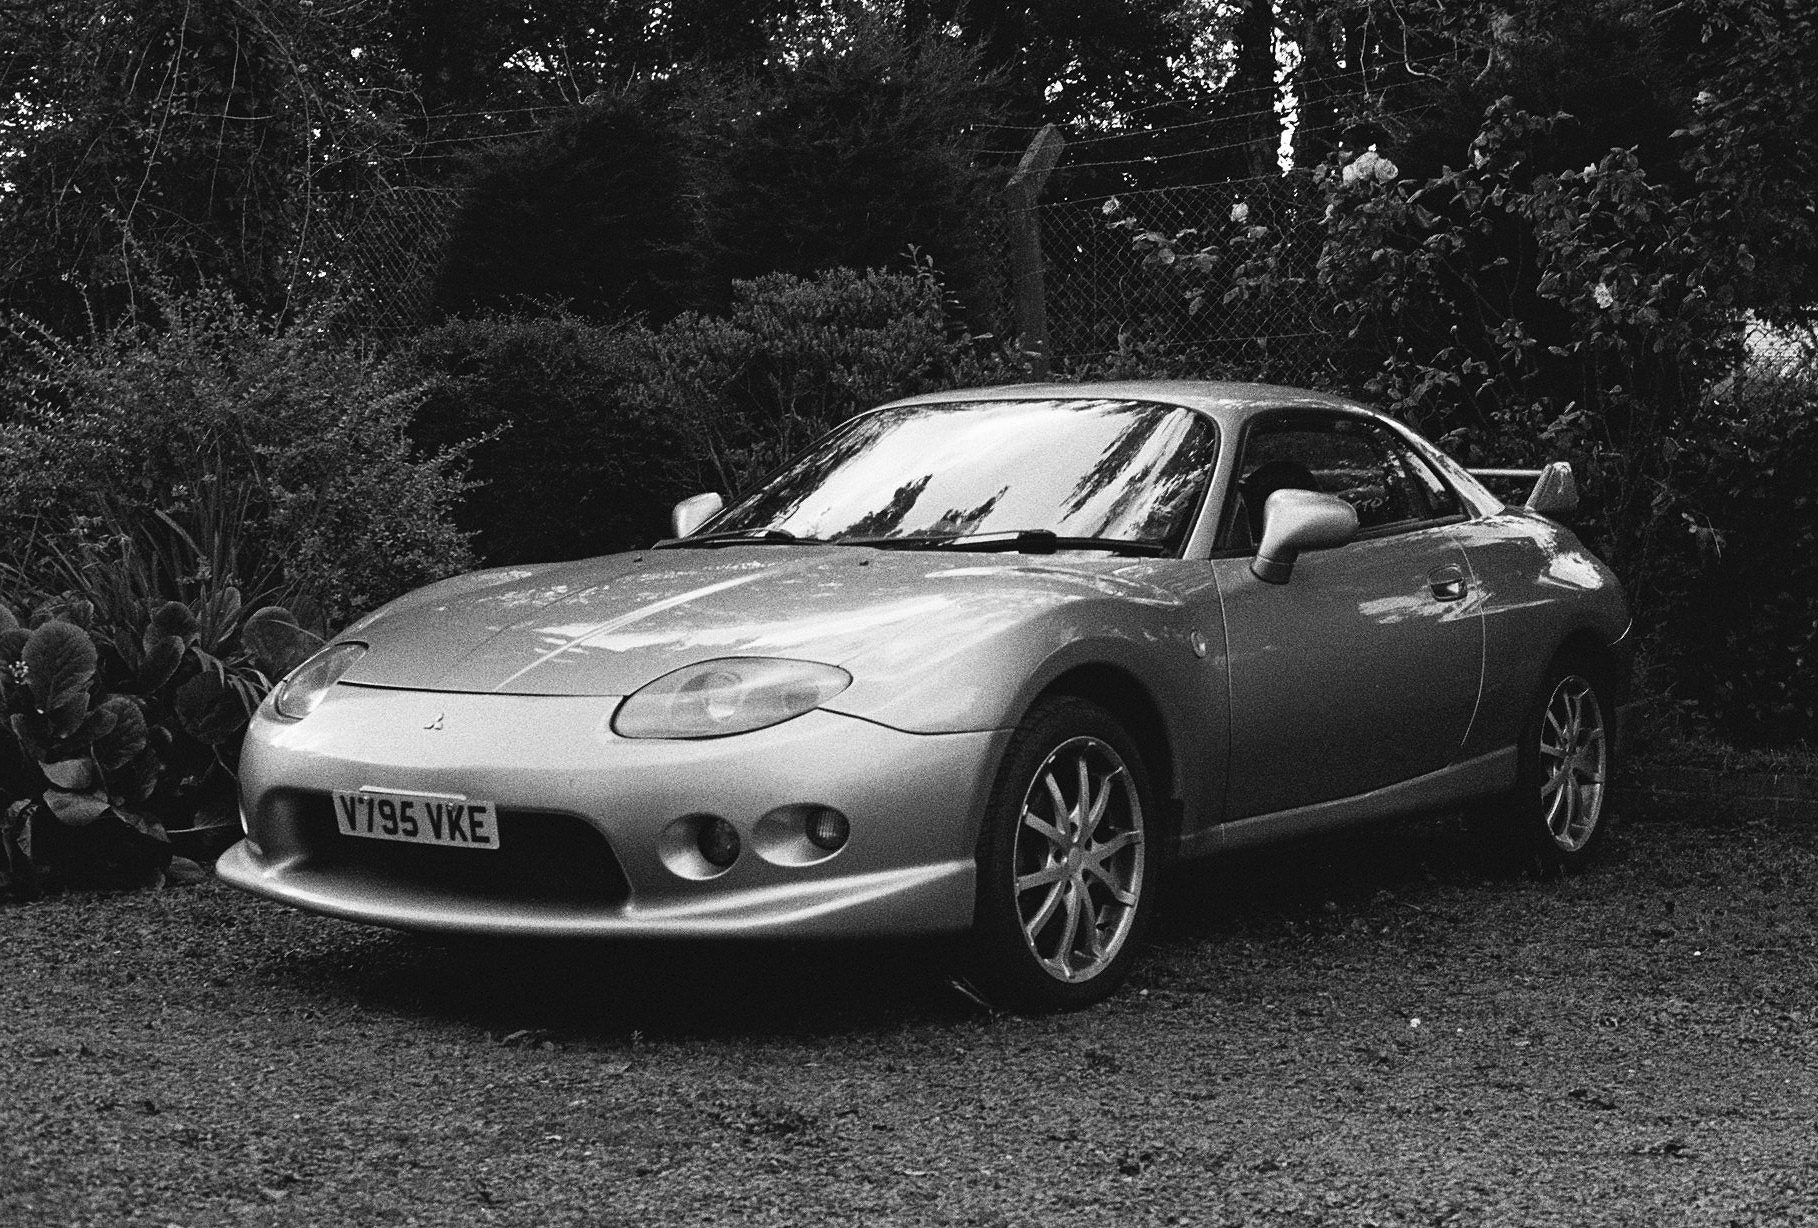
[670,492,724,538]
[1251,489,1359,584]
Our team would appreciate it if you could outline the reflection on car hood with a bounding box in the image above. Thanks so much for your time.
[337,546,1178,696]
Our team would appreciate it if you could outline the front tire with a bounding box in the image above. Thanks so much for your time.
[1500,655,1614,873]
[966,697,1155,1012]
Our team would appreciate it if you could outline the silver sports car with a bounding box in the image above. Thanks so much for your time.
[218,381,1633,1011]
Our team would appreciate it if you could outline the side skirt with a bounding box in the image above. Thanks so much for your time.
[1178,746,1518,859]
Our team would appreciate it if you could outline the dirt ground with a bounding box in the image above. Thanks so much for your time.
[3,790,1816,1227]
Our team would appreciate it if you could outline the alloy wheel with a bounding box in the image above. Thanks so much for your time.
[1539,674,1607,852]
[1012,735,1146,983]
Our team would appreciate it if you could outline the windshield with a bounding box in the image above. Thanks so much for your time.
[706,399,1219,551]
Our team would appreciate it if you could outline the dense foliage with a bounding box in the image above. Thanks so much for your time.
[432,89,710,321]
[430,19,1005,325]
[0,0,409,336]
[405,311,676,563]
[639,262,1011,499]
[0,290,475,629]
[0,291,474,890]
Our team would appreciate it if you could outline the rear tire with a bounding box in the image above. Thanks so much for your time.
[965,697,1155,1013]
[1495,655,1614,874]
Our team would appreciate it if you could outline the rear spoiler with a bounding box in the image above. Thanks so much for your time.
[1467,461,1578,518]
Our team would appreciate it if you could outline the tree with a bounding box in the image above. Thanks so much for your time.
[432,86,710,320]
[0,0,407,336]
[691,17,1004,316]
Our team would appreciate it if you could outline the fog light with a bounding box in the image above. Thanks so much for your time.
[804,806,850,852]
[697,816,741,868]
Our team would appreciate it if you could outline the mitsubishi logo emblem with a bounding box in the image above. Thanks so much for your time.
[424,713,445,731]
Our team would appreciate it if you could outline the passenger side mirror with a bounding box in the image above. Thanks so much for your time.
[670,492,725,538]
[1251,489,1359,584]
[1524,461,1579,519]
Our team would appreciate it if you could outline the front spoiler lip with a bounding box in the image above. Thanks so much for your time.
[215,841,976,939]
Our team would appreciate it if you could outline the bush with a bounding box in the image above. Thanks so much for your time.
[429,21,1005,330]
[0,289,474,629]
[1646,356,1818,747]
[637,262,1013,498]
[432,87,710,322]
[405,312,685,563]
[689,18,1005,324]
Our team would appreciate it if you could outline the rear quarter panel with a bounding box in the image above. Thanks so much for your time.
[1453,510,1631,761]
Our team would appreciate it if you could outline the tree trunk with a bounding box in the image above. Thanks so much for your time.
[1233,0,1280,178]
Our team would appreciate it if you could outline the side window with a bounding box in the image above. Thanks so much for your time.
[1221,413,1462,550]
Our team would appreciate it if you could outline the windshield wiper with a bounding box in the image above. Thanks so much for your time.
[833,533,958,550]
[836,530,1164,557]
[652,528,817,549]
[941,530,1165,556]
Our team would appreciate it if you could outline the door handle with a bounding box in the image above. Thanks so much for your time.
[1429,565,1468,602]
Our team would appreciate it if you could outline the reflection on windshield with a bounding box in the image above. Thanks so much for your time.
[711,399,1219,550]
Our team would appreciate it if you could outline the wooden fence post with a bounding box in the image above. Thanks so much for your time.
[1004,124,1065,378]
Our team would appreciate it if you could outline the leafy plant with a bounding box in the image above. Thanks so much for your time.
[0,287,474,630]
[405,310,680,564]
[0,597,317,898]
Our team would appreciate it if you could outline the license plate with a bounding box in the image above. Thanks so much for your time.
[332,788,500,851]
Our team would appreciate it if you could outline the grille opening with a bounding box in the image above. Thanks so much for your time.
[290,792,630,904]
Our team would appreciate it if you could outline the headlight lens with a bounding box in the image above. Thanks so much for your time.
[271,642,367,720]
[613,657,851,739]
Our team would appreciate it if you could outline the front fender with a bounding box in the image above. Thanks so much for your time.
[820,579,1229,847]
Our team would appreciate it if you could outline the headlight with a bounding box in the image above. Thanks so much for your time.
[613,657,851,739]
[271,642,367,720]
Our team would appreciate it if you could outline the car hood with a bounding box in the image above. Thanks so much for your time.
[337,546,1180,700]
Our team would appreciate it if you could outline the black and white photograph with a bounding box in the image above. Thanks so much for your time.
[3,1,1815,1223]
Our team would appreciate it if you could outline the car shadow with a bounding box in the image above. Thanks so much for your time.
[262,808,1553,1040]
[269,927,984,1041]
[1154,809,1494,942]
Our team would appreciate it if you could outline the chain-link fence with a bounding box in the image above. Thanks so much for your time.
[1038,171,1337,385]
[297,183,463,335]
[1738,316,1818,383]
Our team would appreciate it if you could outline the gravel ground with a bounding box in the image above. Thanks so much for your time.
[4,791,1816,1228]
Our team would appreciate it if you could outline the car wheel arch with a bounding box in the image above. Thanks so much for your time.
[1031,663,1183,860]
[1551,627,1624,697]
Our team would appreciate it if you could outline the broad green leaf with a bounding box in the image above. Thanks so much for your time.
[43,788,112,827]
[9,711,53,759]
[22,621,96,717]
[174,671,253,744]
[148,601,200,644]
[113,806,169,843]
[46,692,91,741]
[40,756,97,791]
[125,748,162,805]
[49,699,118,757]
[91,697,149,772]
[137,636,184,693]
[0,627,27,670]
[243,607,322,678]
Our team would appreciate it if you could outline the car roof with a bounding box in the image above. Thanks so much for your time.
[881,379,1377,430]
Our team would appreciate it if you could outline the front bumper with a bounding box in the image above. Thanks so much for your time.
[218,685,1010,939]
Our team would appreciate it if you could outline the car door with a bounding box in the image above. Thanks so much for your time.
[1210,411,1484,819]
